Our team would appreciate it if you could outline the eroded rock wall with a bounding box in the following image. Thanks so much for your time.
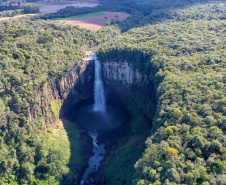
[103,62,150,87]
[29,60,94,125]
[102,61,156,119]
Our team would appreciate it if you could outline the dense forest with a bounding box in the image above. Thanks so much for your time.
[0,18,120,184]
[0,4,40,17]
[98,2,226,185]
[0,19,88,184]
[0,0,225,184]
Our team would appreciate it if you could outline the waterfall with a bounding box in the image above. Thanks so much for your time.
[93,53,106,112]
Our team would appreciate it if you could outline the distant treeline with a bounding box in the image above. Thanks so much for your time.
[100,0,223,15]
[0,4,39,17]
[0,2,21,11]
[0,9,23,17]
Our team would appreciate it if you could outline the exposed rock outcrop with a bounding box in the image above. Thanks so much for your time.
[29,60,95,125]
[27,59,156,126]
[103,62,150,87]
[102,61,156,119]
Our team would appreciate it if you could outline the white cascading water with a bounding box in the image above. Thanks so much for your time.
[93,53,106,112]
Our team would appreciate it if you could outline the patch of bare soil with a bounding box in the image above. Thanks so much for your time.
[0,14,37,21]
[59,12,131,30]
[0,17,11,21]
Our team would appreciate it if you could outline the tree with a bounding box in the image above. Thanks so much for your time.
[23,4,40,14]
[186,172,195,185]
[211,161,226,174]
[0,100,7,126]
[172,108,183,119]
[167,147,179,157]
[166,168,181,183]
[114,15,119,21]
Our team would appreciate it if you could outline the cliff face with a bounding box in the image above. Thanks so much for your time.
[29,60,94,125]
[102,61,156,119]
[28,60,155,125]
[103,62,150,87]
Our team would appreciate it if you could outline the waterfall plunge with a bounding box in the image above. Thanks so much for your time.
[93,53,106,112]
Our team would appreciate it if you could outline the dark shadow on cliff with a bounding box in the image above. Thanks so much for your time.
[59,74,133,184]
[99,78,156,185]
[56,60,95,185]
[57,47,160,184]
[60,118,92,185]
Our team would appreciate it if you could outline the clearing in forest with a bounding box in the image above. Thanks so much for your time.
[0,14,36,21]
[0,0,99,20]
[53,12,131,30]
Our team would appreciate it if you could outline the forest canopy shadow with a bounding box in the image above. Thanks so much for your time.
[57,61,94,184]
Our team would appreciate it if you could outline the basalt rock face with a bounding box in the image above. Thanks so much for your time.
[102,61,157,119]
[29,60,95,125]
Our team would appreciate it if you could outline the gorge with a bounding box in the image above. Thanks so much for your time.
[41,52,156,184]
[67,53,145,184]
[1,2,225,184]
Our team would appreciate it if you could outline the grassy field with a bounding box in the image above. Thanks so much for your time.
[37,118,83,184]
[61,118,83,183]
[52,12,104,21]
[52,11,126,21]
[52,11,131,30]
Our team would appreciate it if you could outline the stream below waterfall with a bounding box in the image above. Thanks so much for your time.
[68,53,128,185]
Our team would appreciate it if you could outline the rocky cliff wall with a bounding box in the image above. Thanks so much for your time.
[29,60,94,125]
[103,62,150,87]
[28,59,155,126]
[102,61,156,119]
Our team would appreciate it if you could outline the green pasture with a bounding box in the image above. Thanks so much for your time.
[52,11,127,21]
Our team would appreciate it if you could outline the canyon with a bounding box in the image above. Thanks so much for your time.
[28,53,157,184]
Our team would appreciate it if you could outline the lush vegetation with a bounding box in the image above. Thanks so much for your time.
[0,1,22,11]
[100,0,219,15]
[104,95,152,185]
[0,18,85,184]
[0,4,40,17]
[0,9,23,17]
[0,18,121,184]
[23,4,39,14]
[98,2,226,185]
[0,0,225,184]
